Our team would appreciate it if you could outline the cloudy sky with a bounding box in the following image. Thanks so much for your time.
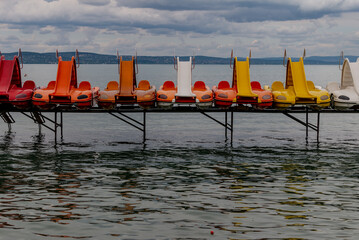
[0,0,359,57]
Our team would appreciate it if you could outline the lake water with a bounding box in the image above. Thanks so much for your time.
[1,64,359,239]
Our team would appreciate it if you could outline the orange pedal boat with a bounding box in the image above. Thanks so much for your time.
[157,57,213,108]
[98,53,156,109]
[32,50,99,109]
[156,80,177,108]
[212,80,237,109]
[0,49,36,109]
[212,52,237,108]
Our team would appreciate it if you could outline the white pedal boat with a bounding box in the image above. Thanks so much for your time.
[326,58,359,109]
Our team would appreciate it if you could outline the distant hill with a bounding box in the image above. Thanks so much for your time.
[0,51,356,65]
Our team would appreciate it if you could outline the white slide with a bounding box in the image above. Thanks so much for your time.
[175,57,196,98]
[327,58,359,109]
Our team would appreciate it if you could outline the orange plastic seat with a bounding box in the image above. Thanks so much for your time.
[106,81,119,90]
[163,81,176,90]
[193,81,206,90]
[46,81,56,89]
[79,81,91,90]
[218,81,230,89]
[137,80,150,90]
[251,81,262,90]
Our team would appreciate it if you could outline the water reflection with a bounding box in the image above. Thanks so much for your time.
[0,130,14,151]
[0,142,359,238]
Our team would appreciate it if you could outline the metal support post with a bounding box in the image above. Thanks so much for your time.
[200,110,233,144]
[225,111,228,139]
[21,111,62,144]
[61,112,63,139]
[143,111,146,143]
[230,111,234,145]
[55,112,58,144]
[283,108,320,143]
[317,111,320,143]
[1,112,15,132]
[109,111,145,143]
[306,107,309,143]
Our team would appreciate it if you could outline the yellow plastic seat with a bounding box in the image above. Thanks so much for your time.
[271,81,284,91]
[307,81,315,90]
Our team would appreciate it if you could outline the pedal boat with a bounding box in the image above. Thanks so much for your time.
[32,51,99,110]
[157,57,213,108]
[271,56,330,109]
[233,55,272,108]
[212,81,237,108]
[156,80,177,108]
[0,52,36,109]
[326,57,359,109]
[192,80,213,108]
[98,55,156,109]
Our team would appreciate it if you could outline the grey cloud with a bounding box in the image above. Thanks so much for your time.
[116,0,359,22]
[221,5,324,22]
[46,32,71,46]
[1,0,357,37]
[4,35,21,44]
[78,0,111,6]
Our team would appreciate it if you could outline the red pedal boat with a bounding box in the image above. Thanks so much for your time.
[0,49,36,109]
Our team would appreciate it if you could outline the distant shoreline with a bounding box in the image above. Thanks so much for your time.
[1,51,355,65]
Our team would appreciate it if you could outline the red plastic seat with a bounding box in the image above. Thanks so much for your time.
[218,81,230,89]
[23,80,35,90]
[251,81,262,90]
[79,81,91,90]
[193,81,206,90]
[163,81,175,90]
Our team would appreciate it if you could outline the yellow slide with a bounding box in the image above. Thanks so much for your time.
[287,58,314,101]
[235,57,258,98]
[272,56,330,109]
